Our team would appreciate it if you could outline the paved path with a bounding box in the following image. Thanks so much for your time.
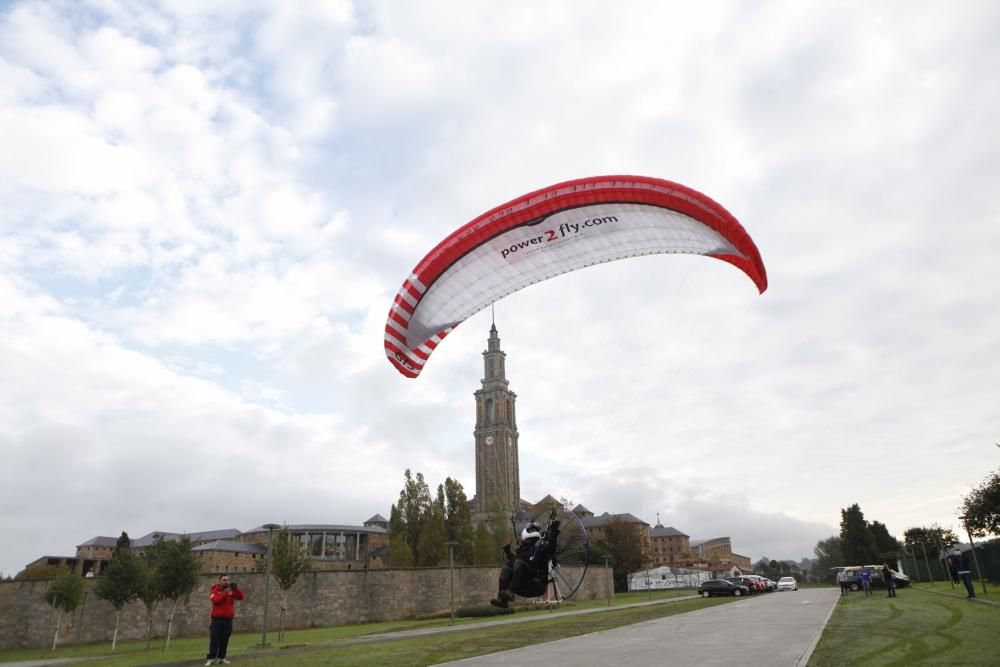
[437,588,840,666]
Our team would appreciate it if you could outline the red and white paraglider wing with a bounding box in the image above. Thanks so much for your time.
[385,175,767,378]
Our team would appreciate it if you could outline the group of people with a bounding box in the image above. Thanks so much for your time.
[836,563,898,598]
[835,550,980,601]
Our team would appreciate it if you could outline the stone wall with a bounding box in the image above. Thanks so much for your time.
[0,565,610,650]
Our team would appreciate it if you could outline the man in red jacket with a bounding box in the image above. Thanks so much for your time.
[206,574,244,665]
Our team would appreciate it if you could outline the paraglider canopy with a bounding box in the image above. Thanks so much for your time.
[385,175,767,378]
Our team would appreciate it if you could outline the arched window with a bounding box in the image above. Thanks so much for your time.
[486,398,494,423]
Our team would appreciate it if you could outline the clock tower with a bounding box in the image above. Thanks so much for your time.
[473,323,521,515]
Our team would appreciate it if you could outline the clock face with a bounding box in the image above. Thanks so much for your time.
[485,436,494,446]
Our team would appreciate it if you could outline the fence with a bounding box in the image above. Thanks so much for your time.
[897,541,1000,584]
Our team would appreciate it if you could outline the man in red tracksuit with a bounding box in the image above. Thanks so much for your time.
[206,574,244,665]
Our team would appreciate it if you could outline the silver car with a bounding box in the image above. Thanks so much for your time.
[777,576,798,591]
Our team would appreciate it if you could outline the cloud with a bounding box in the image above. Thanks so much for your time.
[2,1,1000,577]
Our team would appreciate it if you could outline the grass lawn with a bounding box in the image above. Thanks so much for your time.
[808,585,1000,666]
[909,580,996,601]
[0,590,717,666]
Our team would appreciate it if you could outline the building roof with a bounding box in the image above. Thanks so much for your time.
[244,524,387,535]
[650,524,688,538]
[365,514,388,525]
[572,504,592,515]
[192,540,266,555]
[690,536,730,547]
[532,494,562,508]
[77,536,118,548]
[132,529,242,547]
[580,512,649,529]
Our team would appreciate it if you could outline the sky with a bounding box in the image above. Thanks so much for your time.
[2,0,999,578]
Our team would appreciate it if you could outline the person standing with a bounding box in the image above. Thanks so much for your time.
[207,574,244,665]
[882,563,897,598]
[947,552,960,584]
[953,550,977,599]
[860,567,872,598]
[836,568,848,596]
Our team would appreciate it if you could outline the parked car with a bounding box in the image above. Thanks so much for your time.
[726,576,760,593]
[747,575,774,592]
[698,579,750,597]
[777,576,798,591]
[842,566,910,591]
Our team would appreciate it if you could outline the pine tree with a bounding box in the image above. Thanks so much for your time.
[839,504,878,565]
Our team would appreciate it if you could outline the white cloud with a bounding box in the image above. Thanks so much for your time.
[2,1,1000,577]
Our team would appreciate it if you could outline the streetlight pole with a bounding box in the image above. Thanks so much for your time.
[604,557,611,607]
[259,523,280,648]
[444,541,457,626]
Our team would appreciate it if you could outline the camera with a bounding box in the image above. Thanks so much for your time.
[229,582,238,590]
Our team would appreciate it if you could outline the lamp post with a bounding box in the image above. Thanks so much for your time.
[604,557,611,607]
[645,562,652,602]
[444,541,458,626]
[259,523,280,649]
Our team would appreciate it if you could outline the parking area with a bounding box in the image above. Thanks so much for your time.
[437,587,840,666]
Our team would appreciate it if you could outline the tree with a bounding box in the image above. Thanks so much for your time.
[94,532,144,653]
[441,477,474,565]
[417,490,448,566]
[812,535,844,582]
[136,557,162,650]
[385,504,410,566]
[840,504,878,565]
[386,470,434,565]
[904,525,958,559]
[600,517,644,592]
[486,500,513,556]
[961,468,1000,537]
[868,521,902,562]
[152,535,200,651]
[472,521,495,565]
[258,526,312,642]
[44,572,85,652]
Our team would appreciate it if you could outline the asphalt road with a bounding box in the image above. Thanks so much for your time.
[436,588,840,666]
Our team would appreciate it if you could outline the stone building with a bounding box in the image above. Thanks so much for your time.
[22,517,389,578]
[580,512,651,558]
[649,524,690,565]
[235,519,389,572]
[690,536,733,561]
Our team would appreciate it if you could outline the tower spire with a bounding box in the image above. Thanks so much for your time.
[473,322,519,517]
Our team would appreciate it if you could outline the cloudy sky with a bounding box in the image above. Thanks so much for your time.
[2,0,999,577]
